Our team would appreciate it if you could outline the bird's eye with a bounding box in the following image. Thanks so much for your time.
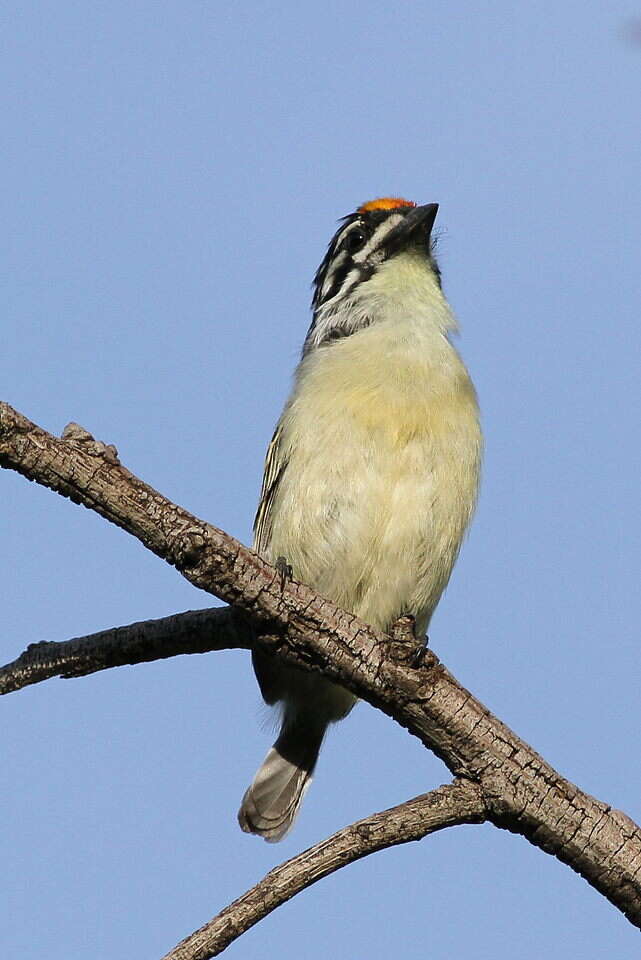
[344,227,367,254]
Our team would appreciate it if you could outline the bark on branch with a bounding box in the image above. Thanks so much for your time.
[2,400,641,935]
[161,780,486,960]
[0,607,249,695]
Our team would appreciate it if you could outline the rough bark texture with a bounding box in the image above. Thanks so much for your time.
[0,606,250,695]
[2,400,641,946]
[162,781,486,960]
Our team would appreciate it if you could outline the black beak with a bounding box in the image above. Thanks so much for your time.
[385,202,439,254]
[404,202,439,236]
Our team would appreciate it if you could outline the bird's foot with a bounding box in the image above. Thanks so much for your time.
[410,633,429,667]
[275,556,293,592]
[390,615,428,667]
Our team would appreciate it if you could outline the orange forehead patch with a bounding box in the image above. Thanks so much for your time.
[357,197,417,213]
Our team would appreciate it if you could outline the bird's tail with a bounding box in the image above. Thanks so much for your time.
[238,718,326,842]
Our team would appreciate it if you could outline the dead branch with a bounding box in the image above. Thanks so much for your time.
[0,606,249,695]
[162,780,486,960]
[2,400,641,934]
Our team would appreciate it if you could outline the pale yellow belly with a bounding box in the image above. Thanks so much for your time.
[266,384,480,638]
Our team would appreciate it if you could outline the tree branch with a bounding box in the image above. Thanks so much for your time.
[162,780,486,960]
[0,606,250,695]
[2,401,641,929]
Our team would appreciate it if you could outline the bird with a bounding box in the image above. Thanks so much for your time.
[238,197,482,841]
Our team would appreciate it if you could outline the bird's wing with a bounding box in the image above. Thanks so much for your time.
[253,419,288,557]
[252,419,292,705]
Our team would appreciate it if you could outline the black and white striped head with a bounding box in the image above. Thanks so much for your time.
[304,198,440,354]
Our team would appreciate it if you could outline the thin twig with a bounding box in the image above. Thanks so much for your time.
[162,781,486,960]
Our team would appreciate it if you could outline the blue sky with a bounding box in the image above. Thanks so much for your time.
[2,2,640,957]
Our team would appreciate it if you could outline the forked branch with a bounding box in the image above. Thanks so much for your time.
[2,399,641,937]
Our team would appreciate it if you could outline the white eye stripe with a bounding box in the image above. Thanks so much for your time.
[335,220,364,246]
[351,213,404,264]
[313,210,407,315]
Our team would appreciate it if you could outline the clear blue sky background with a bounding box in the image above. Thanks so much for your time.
[2,2,640,958]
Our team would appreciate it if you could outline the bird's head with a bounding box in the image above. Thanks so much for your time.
[305,198,445,354]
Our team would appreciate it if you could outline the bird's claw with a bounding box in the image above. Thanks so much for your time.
[275,556,293,592]
[410,634,429,667]
[390,615,428,667]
